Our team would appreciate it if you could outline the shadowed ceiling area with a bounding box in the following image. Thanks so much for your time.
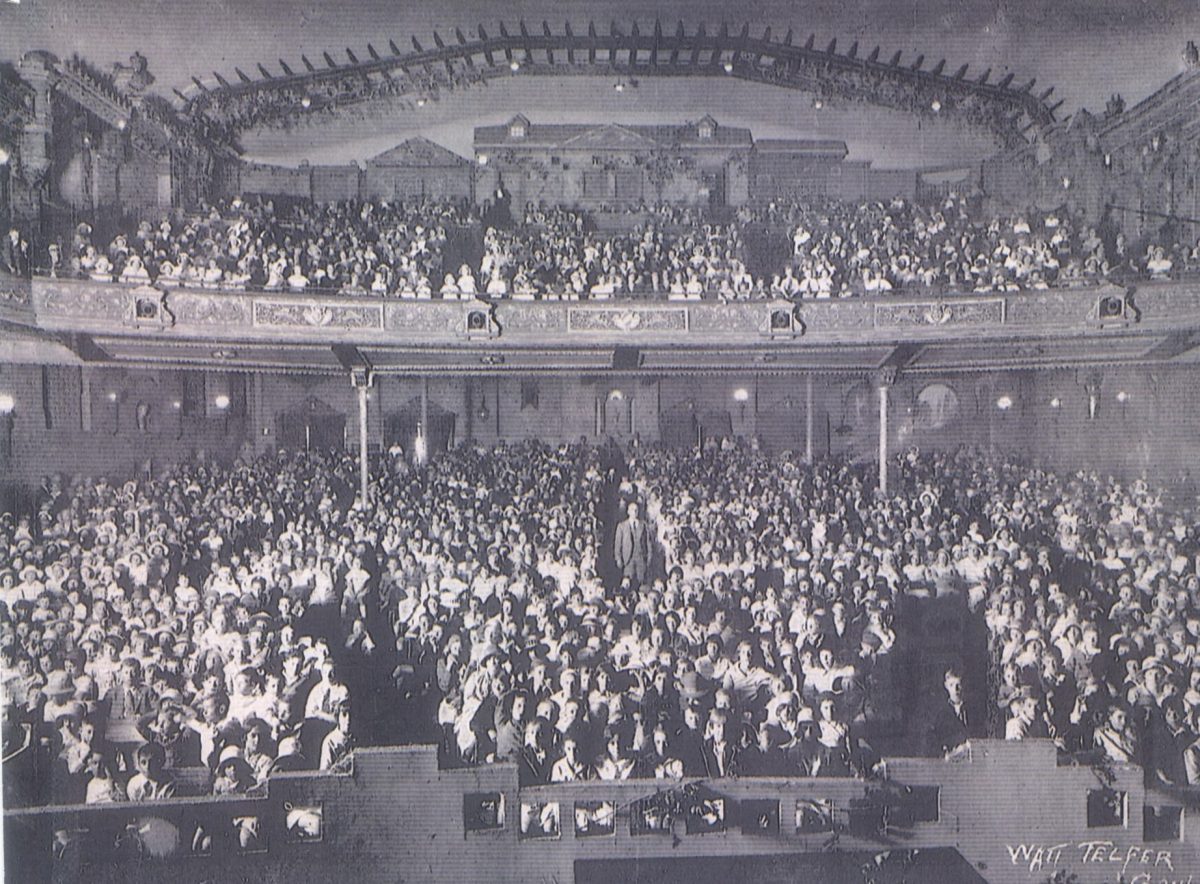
[2,0,1196,123]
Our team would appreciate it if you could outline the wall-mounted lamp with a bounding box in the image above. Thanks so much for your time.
[213,393,231,436]
[1049,397,1061,409]
[996,395,1013,411]
[107,390,121,435]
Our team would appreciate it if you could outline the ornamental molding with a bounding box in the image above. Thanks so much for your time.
[37,281,127,321]
[385,302,472,333]
[0,274,31,307]
[252,298,384,330]
[169,291,252,326]
[566,305,689,333]
[873,298,1005,329]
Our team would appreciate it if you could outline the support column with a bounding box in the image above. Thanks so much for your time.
[80,368,92,433]
[252,373,267,452]
[464,379,474,443]
[804,374,814,464]
[420,377,429,429]
[419,376,430,464]
[874,368,897,496]
[350,370,374,506]
[358,383,369,502]
[878,383,889,495]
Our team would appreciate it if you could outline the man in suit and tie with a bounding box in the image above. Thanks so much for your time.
[925,668,979,758]
[3,227,30,278]
[701,709,739,778]
[614,501,655,589]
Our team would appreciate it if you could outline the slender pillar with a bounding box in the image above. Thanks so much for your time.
[464,379,474,442]
[878,383,889,495]
[80,368,92,433]
[874,368,897,495]
[358,382,369,503]
[804,374,814,464]
[350,369,373,505]
[252,373,267,452]
[421,376,429,437]
[419,377,430,463]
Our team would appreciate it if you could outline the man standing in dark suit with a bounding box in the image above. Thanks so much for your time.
[925,668,978,757]
[614,502,655,588]
[3,227,30,278]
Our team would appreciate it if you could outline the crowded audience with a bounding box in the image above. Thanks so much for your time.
[3,434,1198,807]
[777,195,1126,296]
[477,214,759,300]
[55,197,474,298]
[37,192,1199,300]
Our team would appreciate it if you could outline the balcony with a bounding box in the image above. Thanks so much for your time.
[2,272,1199,373]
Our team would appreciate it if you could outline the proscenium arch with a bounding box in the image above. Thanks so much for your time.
[180,20,1058,148]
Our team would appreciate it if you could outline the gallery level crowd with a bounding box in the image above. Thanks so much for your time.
[5,192,1192,301]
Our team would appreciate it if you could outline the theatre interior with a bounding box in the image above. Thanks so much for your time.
[5,3,1200,882]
